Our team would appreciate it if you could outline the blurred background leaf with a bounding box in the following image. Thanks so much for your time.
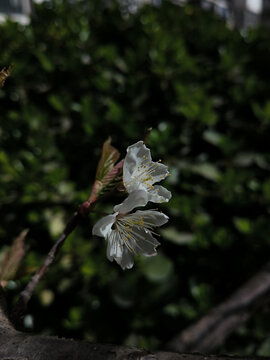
[1,0,270,356]
[0,229,28,287]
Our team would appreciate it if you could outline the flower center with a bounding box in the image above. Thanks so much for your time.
[126,158,165,191]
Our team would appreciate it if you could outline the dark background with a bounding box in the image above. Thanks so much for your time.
[1,0,270,356]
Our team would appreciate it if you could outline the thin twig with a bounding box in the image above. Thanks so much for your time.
[11,210,82,327]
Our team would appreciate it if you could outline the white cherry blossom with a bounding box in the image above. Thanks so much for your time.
[123,141,171,203]
[92,190,168,269]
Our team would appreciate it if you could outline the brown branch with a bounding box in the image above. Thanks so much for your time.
[166,262,270,354]
[11,210,82,326]
[0,327,268,360]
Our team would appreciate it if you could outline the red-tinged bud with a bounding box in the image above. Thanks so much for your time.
[87,139,124,206]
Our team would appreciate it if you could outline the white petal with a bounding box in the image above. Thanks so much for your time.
[113,190,148,214]
[124,141,151,181]
[146,162,169,184]
[133,209,169,227]
[106,230,123,261]
[147,185,172,203]
[106,232,134,270]
[116,247,134,270]
[129,227,160,256]
[123,141,170,196]
[116,210,168,257]
[124,161,169,192]
[92,214,117,238]
[123,141,151,193]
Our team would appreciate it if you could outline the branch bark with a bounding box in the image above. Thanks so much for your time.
[166,262,270,354]
[0,330,268,360]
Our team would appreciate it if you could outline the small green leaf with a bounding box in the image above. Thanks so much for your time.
[35,51,54,72]
[203,130,225,147]
[233,217,252,234]
[48,94,66,113]
[40,289,55,307]
[160,227,194,245]
[258,337,270,356]
[178,161,221,181]
[142,254,173,283]
[191,163,221,181]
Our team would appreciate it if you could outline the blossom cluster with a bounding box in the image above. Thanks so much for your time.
[92,141,171,269]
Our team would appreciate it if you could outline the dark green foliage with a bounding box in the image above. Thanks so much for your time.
[1,0,270,355]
